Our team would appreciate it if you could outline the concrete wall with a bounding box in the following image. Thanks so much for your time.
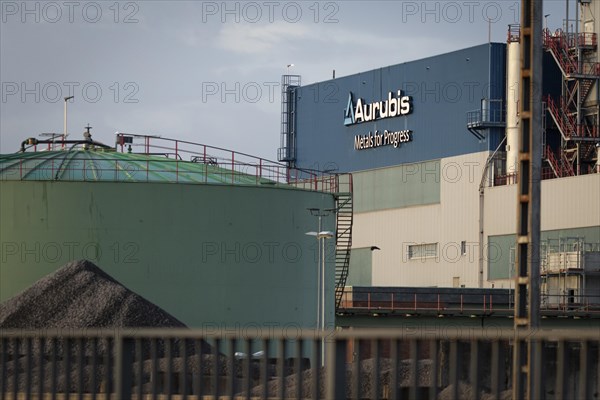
[350,154,599,289]
[352,151,488,288]
[484,173,600,236]
[0,180,336,329]
[485,173,600,284]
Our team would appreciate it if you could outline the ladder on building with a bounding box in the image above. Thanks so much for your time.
[334,174,353,310]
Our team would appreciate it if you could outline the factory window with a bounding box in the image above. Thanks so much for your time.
[407,243,438,259]
[461,241,467,255]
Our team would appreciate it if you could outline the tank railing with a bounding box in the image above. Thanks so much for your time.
[1,328,599,400]
[116,134,348,191]
[0,154,308,188]
[338,288,600,316]
[10,134,347,194]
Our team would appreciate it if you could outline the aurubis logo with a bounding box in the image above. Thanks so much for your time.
[344,90,413,126]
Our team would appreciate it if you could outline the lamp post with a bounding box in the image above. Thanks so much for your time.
[306,208,334,365]
[63,96,74,149]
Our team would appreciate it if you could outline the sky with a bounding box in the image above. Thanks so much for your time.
[1,0,574,160]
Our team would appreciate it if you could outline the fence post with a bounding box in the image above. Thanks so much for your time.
[115,335,134,400]
[325,336,347,400]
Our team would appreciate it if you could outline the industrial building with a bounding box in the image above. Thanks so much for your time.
[1,1,599,331]
[279,1,600,309]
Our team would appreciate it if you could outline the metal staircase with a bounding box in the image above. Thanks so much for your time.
[543,26,599,176]
[334,174,353,310]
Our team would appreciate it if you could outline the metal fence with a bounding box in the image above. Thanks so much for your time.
[1,328,598,400]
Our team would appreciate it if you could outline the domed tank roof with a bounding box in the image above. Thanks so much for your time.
[0,149,278,185]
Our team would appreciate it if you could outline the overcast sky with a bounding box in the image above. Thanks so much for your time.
[1,1,572,159]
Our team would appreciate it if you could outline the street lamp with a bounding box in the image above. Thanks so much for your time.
[305,229,334,366]
[63,95,74,149]
[306,207,334,365]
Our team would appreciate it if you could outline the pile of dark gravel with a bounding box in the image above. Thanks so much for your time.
[0,259,221,393]
[0,259,186,329]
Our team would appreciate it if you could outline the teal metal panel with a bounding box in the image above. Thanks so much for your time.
[353,160,440,213]
[488,235,516,280]
[488,226,600,280]
[346,248,372,287]
[0,180,336,330]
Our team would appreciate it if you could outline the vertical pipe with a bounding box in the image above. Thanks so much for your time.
[507,28,522,177]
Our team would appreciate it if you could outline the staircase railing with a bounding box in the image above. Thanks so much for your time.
[333,174,353,310]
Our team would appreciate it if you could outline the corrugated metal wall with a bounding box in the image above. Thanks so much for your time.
[294,43,506,173]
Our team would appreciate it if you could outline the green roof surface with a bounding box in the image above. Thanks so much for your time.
[0,150,279,186]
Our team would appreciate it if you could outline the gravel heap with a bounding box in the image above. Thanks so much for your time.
[247,358,514,399]
[0,259,186,328]
[0,259,206,393]
[247,357,435,398]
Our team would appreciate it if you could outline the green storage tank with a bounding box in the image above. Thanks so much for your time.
[0,137,344,331]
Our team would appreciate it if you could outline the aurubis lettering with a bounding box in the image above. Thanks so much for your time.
[345,90,413,126]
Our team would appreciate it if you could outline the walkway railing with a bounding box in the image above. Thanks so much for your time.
[1,328,598,399]
[338,288,600,317]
